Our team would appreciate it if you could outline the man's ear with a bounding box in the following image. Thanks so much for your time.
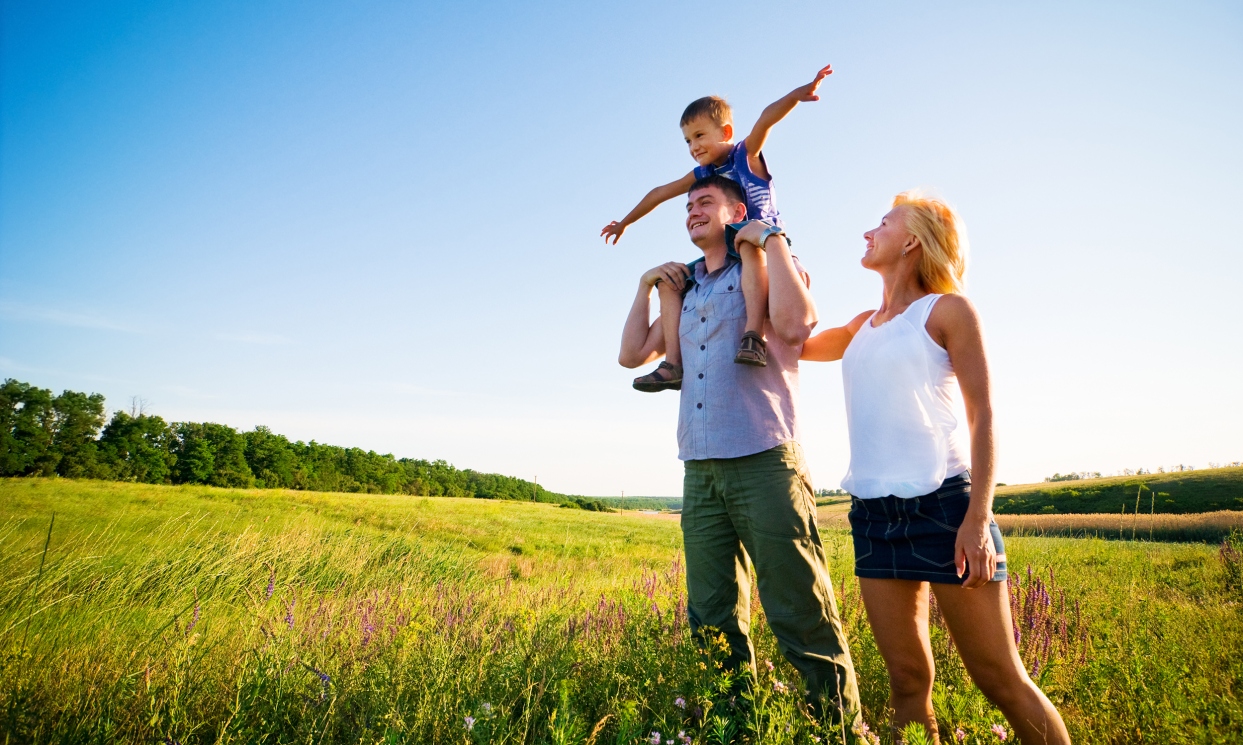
[722,123,734,141]
[732,202,748,222]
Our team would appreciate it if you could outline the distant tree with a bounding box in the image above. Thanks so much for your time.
[52,390,107,478]
[98,411,176,484]
[244,426,296,489]
[0,379,58,476]
[173,422,254,488]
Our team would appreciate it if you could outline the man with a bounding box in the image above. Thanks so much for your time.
[618,174,862,729]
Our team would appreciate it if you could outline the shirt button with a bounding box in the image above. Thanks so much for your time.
[700,317,706,323]
[728,285,734,291]
[696,403,703,409]
[683,306,688,311]
[700,345,705,350]
[698,373,704,379]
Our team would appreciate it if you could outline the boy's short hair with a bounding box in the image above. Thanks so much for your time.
[680,96,733,128]
[689,174,745,206]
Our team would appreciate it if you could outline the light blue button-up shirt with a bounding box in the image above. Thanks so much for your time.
[677,254,806,461]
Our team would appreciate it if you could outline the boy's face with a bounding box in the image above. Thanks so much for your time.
[681,117,734,167]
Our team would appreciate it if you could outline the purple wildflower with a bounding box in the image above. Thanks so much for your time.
[764,659,774,672]
[464,715,476,731]
[678,731,691,745]
[311,666,330,686]
[992,723,1008,741]
[649,731,662,745]
[772,680,787,693]
[285,599,296,629]
[265,574,275,600]
[185,603,199,634]
[481,702,492,714]
[955,727,966,742]
[674,696,686,709]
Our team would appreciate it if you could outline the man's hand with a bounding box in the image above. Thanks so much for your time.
[732,220,780,252]
[601,220,628,244]
[642,261,691,292]
[955,511,998,589]
[789,64,832,102]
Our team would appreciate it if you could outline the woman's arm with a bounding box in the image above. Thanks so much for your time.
[800,311,874,361]
[927,294,996,589]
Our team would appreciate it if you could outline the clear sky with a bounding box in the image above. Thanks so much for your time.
[2,0,1241,496]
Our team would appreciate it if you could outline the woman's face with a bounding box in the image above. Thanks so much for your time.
[861,207,912,271]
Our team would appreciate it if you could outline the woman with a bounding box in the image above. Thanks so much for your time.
[800,193,1070,743]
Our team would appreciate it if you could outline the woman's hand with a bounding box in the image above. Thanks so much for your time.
[955,509,997,588]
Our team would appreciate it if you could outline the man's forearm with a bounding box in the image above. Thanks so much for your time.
[619,283,657,367]
[765,236,817,345]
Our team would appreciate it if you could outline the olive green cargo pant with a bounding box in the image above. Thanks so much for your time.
[682,442,861,728]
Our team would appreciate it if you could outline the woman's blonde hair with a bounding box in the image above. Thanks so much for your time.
[893,191,968,294]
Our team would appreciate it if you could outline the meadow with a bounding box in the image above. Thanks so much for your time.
[992,466,1243,515]
[2,478,1241,744]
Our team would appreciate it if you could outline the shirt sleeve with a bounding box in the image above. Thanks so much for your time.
[791,254,811,288]
[692,164,711,179]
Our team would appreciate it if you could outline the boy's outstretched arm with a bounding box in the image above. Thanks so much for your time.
[744,64,832,179]
[601,171,698,244]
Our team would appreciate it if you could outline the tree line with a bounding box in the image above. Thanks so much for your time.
[0,378,581,503]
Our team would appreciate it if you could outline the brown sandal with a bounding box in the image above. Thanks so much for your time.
[734,331,767,367]
[633,361,683,392]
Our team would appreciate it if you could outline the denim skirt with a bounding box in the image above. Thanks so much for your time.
[847,472,1008,584]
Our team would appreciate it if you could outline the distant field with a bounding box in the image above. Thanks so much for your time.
[597,496,683,511]
[2,478,1242,744]
[816,504,1243,543]
[992,466,1243,515]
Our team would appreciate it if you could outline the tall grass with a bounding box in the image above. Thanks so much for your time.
[2,478,1241,743]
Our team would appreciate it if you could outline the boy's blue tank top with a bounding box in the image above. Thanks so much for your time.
[692,140,782,228]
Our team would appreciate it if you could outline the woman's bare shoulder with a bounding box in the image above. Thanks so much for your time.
[846,309,875,333]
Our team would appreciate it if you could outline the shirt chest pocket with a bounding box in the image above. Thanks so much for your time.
[709,282,747,320]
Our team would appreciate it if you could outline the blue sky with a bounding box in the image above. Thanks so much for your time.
[2,0,1241,496]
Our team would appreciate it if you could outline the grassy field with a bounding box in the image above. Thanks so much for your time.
[2,478,1242,744]
[814,506,1243,544]
[992,466,1243,515]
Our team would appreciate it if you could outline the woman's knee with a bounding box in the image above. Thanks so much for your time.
[970,664,1034,709]
[887,659,934,699]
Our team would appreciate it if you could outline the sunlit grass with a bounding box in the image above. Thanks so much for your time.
[2,478,1240,743]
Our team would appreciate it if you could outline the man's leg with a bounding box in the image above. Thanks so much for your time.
[723,443,862,730]
[682,458,755,680]
[658,279,684,368]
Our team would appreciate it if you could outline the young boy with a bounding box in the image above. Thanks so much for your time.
[602,64,833,392]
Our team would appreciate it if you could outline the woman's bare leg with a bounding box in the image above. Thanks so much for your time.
[931,582,1071,745]
[859,578,940,742]
[657,279,683,368]
[737,242,769,336]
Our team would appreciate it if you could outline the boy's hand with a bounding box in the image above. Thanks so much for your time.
[790,64,833,102]
[601,220,628,244]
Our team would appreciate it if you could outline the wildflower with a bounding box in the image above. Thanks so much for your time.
[772,679,787,693]
[674,696,686,709]
[285,599,296,629]
[311,666,330,686]
[265,574,275,600]
[764,659,775,672]
[185,603,199,634]
[955,727,966,742]
[481,702,492,714]
[812,737,821,743]
[992,723,1008,741]
[464,715,476,731]
[649,731,662,745]
[678,731,691,745]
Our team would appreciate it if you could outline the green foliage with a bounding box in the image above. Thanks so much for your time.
[2,478,1242,744]
[1221,529,1243,597]
[0,378,579,504]
[995,466,1243,515]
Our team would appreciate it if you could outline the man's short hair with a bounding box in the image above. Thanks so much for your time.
[680,96,732,128]
[690,174,746,207]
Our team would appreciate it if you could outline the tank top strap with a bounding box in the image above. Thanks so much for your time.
[914,293,943,327]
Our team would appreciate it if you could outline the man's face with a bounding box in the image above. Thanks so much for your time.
[685,186,745,247]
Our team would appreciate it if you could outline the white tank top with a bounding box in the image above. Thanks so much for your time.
[840,293,969,498]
